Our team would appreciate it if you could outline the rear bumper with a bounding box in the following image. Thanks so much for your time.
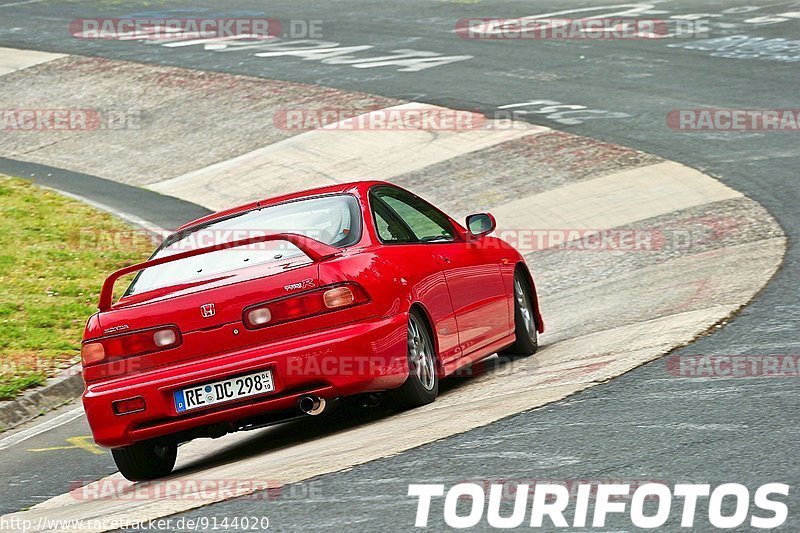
[83,313,409,448]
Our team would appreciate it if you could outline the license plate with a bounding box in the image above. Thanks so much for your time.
[174,370,274,413]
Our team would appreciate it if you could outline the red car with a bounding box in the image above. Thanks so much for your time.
[81,181,544,480]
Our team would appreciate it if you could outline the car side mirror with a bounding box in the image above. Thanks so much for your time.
[466,213,496,238]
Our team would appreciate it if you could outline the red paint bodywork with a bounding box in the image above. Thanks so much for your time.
[81,181,543,448]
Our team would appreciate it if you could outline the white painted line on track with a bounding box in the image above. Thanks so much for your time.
[0,407,84,452]
[0,0,50,7]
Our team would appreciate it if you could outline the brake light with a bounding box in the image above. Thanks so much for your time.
[81,326,182,367]
[244,283,369,329]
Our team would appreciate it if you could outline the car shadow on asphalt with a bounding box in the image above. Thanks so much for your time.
[170,354,519,478]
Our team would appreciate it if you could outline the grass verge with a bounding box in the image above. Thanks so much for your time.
[0,175,155,400]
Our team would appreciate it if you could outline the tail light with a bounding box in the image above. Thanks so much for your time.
[81,325,182,367]
[244,283,369,329]
[80,342,105,366]
[323,286,356,308]
[112,396,146,415]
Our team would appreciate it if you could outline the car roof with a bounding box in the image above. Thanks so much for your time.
[173,180,389,232]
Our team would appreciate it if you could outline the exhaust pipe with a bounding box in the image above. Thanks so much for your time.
[298,395,326,416]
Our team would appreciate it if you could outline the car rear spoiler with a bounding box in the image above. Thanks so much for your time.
[98,233,340,311]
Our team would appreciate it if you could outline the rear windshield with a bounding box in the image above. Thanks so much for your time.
[125,194,361,296]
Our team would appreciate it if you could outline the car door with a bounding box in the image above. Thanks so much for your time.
[372,186,509,359]
[435,240,510,356]
[370,191,462,364]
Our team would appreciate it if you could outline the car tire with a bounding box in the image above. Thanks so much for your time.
[390,309,439,410]
[499,271,539,359]
[111,439,178,481]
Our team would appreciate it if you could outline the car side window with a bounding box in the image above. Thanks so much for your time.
[373,201,415,243]
[373,187,456,243]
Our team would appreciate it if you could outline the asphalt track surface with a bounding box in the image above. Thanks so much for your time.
[0,0,798,530]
